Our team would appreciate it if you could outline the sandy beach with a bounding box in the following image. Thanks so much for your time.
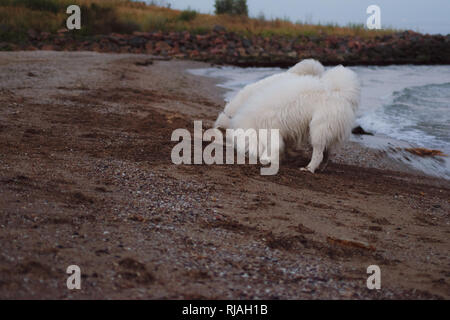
[0,51,449,299]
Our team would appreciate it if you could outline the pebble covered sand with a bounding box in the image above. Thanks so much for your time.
[0,51,449,299]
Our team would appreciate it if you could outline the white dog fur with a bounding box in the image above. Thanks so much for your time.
[220,62,360,173]
[214,59,325,129]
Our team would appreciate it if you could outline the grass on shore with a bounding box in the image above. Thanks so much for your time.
[0,0,398,42]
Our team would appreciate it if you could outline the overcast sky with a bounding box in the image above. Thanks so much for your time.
[152,0,450,34]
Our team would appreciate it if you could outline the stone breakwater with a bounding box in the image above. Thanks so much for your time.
[3,28,450,66]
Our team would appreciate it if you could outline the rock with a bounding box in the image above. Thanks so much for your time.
[170,45,180,55]
[213,37,224,45]
[145,42,153,53]
[237,47,247,57]
[213,25,226,33]
[40,44,55,51]
[154,41,172,54]
[27,29,39,40]
[242,39,252,48]
[132,31,151,38]
[40,32,51,40]
[128,37,146,47]
[189,50,199,57]
[119,45,131,53]
[11,28,450,66]
[352,126,374,135]
[135,59,153,66]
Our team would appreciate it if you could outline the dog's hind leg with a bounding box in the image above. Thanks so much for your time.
[300,144,325,173]
[318,149,330,172]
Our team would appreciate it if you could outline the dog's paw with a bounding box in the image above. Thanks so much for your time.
[300,167,315,173]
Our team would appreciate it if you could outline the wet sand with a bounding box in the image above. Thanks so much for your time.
[0,51,449,299]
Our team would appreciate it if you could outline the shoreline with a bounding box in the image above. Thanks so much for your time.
[0,51,449,299]
[2,29,450,67]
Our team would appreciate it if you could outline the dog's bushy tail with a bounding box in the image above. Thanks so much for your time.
[288,59,325,77]
[322,65,360,111]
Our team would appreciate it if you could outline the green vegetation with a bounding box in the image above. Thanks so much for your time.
[177,8,197,22]
[215,0,248,16]
[0,0,72,13]
[0,0,397,42]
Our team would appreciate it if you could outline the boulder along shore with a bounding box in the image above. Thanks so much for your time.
[2,28,450,67]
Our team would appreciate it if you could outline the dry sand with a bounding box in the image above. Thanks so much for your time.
[0,51,449,299]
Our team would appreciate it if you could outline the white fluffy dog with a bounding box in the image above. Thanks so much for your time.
[214,59,325,129]
[220,63,360,173]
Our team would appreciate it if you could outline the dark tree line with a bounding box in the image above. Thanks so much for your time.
[214,0,248,16]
